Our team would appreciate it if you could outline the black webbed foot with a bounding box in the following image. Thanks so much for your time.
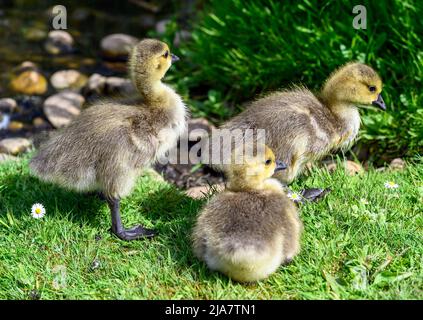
[112,225,157,241]
[107,197,157,241]
[300,188,331,202]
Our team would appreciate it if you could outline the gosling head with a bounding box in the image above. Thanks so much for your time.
[322,62,386,111]
[128,38,179,84]
[227,144,287,192]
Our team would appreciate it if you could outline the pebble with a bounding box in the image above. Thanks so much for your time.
[181,118,216,147]
[50,69,88,91]
[185,184,225,199]
[389,158,406,171]
[100,33,139,59]
[0,98,17,113]
[105,77,135,95]
[8,121,24,131]
[82,73,107,97]
[188,118,216,135]
[325,160,363,176]
[10,70,48,95]
[45,30,74,55]
[0,138,31,155]
[43,91,85,128]
[33,117,48,128]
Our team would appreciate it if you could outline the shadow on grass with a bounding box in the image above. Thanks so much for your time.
[0,173,105,227]
[1,168,226,282]
[136,185,228,282]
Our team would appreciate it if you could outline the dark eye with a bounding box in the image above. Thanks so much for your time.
[163,51,169,58]
[265,159,272,166]
[369,86,376,92]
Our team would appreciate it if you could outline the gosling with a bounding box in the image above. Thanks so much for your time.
[30,39,187,240]
[192,145,302,283]
[220,62,386,199]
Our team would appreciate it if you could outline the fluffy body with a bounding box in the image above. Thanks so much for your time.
[220,62,383,184]
[193,146,302,282]
[30,92,186,198]
[30,39,187,201]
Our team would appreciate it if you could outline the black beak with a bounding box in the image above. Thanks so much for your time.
[274,160,288,173]
[171,53,180,63]
[372,94,386,111]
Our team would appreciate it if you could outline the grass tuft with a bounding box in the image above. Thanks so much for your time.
[0,156,422,299]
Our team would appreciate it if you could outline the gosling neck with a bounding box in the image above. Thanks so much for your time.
[320,87,360,125]
[227,175,264,192]
[133,74,170,106]
[320,87,361,147]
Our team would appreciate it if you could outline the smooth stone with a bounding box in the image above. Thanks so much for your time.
[105,77,135,95]
[181,118,217,146]
[82,73,107,97]
[325,160,363,176]
[10,70,48,95]
[43,91,85,128]
[8,121,24,131]
[389,158,406,171]
[0,98,17,113]
[45,30,74,55]
[185,184,225,199]
[50,69,88,91]
[100,34,139,59]
[15,61,38,73]
[0,138,31,155]
[33,117,48,128]
[188,117,216,135]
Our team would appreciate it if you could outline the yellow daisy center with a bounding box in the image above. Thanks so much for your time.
[35,208,41,214]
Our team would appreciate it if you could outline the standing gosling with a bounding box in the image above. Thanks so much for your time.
[221,62,386,193]
[192,145,302,282]
[30,39,187,240]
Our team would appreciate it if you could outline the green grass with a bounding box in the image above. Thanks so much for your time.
[0,156,422,299]
[163,0,423,161]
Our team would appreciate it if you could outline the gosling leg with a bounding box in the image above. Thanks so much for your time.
[107,197,156,240]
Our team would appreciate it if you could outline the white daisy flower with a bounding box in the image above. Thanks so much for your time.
[31,203,46,219]
[384,181,399,189]
[287,191,302,203]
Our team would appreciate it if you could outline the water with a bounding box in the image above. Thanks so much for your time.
[0,0,171,97]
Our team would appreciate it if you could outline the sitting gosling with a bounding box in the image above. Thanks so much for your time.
[192,145,302,282]
[30,39,187,240]
[221,62,386,199]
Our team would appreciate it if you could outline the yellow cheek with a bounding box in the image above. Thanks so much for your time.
[266,165,275,177]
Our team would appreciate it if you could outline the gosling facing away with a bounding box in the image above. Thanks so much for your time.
[192,145,302,283]
[30,39,187,240]
[220,62,386,195]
